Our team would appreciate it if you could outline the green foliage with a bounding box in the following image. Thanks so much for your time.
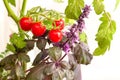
[6,44,16,53]
[10,33,26,49]
[115,0,120,9]
[93,0,104,15]
[79,32,87,43]
[54,0,64,3]
[65,0,84,20]
[7,0,16,7]
[94,12,116,56]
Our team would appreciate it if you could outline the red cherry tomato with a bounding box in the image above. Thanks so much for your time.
[48,29,63,42]
[52,19,64,30]
[31,22,46,36]
[19,17,33,31]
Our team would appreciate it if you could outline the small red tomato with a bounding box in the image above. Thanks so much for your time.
[19,17,33,31]
[31,22,46,36]
[48,29,63,42]
[52,19,64,30]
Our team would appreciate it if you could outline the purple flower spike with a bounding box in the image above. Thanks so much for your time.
[63,43,70,53]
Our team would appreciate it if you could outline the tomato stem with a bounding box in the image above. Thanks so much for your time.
[3,0,19,24]
[20,0,28,17]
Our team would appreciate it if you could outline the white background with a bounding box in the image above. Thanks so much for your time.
[0,0,120,80]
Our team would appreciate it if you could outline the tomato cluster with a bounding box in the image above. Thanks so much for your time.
[19,17,64,42]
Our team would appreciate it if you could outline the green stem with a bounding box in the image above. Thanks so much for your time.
[3,0,19,24]
[20,0,28,17]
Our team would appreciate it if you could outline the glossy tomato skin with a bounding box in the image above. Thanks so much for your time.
[19,17,33,31]
[53,19,64,30]
[31,22,46,37]
[48,29,63,42]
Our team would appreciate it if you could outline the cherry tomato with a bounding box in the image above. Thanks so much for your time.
[31,22,46,36]
[52,19,64,30]
[48,29,63,42]
[19,17,33,31]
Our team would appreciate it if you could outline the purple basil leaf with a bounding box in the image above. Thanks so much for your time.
[25,40,35,50]
[65,70,74,80]
[26,64,46,80]
[73,64,82,80]
[48,47,62,61]
[36,38,47,50]
[32,50,49,66]
[68,54,77,70]
[72,42,93,65]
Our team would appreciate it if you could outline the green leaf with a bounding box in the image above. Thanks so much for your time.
[7,0,16,7]
[93,0,104,15]
[94,12,116,56]
[43,19,53,30]
[54,0,64,3]
[48,47,62,61]
[115,0,120,9]
[6,43,16,53]
[65,0,84,20]
[10,33,26,49]
[79,32,87,43]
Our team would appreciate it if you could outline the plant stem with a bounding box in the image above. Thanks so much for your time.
[20,0,28,17]
[59,53,67,62]
[3,0,19,24]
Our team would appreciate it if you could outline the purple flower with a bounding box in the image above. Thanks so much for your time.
[53,5,91,54]
[62,43,70,53]
[77,5,91,32]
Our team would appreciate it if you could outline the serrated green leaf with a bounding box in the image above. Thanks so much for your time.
[10,33,26,49]
[65,0,84,20]
[79,32,87,43]
[115,0,120,9]
[43,20,53,30]
[48,47,62,61]
[93,47,107,56]
[6,43,16,53]
[93,0,104,15]
[94,12,116,56]
[7,0,16,7]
